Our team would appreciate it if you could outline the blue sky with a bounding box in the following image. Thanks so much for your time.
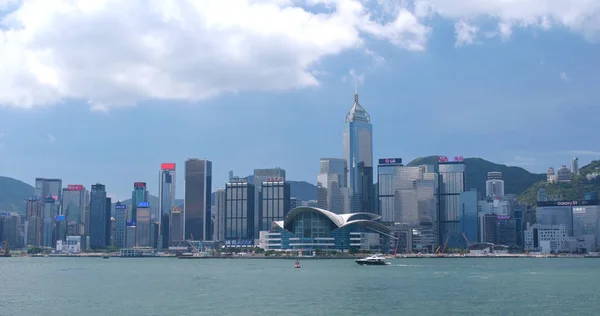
[1,0,600,199]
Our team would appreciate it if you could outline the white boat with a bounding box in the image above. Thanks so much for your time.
[355,254,390,266]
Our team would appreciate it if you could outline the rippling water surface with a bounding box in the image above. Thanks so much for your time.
[2,257,599,315]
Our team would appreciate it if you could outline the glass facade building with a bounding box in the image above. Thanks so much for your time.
[225,182,255,241]
[136,206,151,247]
[438,162,466,248]
[159,163,176,219]
[89,184,110,249]
[184,159,212,241]
[62,185,88,236]
[536,205,573,236]
[259,181,290,232]
[131,182,148,222]
[572,205,600,249]
[213,189,226,242]
[343,94,373,213]
[459,190,478,247]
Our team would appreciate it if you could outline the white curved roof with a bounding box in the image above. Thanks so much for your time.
[283,206,384,230]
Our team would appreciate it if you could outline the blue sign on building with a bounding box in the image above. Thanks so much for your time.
[115,204,127,209]
[137,202,150,208]
[0,212,12,217]
[55,215,66,221]
[126,219,136,227]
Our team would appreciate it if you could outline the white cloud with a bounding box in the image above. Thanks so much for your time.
[414,0,600,41]
[454,20,478,47]
[560,72,571,82]
[2,0,600,111]
[0,0,429,110]
[48,134,56,143]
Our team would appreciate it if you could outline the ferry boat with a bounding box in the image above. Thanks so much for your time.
[355,254,390,266]
[294,260,301,268]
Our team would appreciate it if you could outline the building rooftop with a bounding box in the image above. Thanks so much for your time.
[345,94,370,123]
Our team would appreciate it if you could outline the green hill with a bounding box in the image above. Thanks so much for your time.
[518,160,600,206]
[0,176,34,214]
[407,156,546,196]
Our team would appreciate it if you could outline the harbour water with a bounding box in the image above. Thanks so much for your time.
[2,257,599,315]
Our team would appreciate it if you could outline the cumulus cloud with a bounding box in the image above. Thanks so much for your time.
[1,0,600,110]
[0,0,429,110]
[414,0,600,41]
[454,20,478,47]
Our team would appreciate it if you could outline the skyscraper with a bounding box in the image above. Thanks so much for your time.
[343,93,373,213]
[136,203,151,247]
[42,196,57,247]
[259,180,290,232]
[159,163,176,219]
[571,157,579,176]
[62,184,88,236]
[89,184,110,249]
[438,160,466,248]
[213,188,226,242]
[485,172,505,198]
[131,182,148,222]
[317,158,347,214]
[114,202,127,248]
[35,178,62,217]
[184,159,212,241]
[251,168,285,239]
[225,180,255,242]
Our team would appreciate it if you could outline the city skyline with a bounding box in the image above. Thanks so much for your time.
[1,1,600,199]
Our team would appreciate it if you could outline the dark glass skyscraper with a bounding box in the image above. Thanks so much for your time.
[90,184,110,249]
[438,161,466,248]
[225,181,255,240]
[259,181,290,232]
[184,159,212,241]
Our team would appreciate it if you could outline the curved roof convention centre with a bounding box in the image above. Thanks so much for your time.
[274,206,390,233]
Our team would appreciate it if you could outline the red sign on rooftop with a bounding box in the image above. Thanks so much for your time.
[161,163,176,170]
[67,184,83,191]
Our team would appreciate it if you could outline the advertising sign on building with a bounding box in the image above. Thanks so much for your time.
[55,215,66,221]
[137,202,150,208]
[161,163,176,170]
[67,184,84,191]
[378,158,402,165]
[0,212,12,217]
[115,204,127,210]
[126,219,136,227]
[265,177,284,182]
[134,182,146,188]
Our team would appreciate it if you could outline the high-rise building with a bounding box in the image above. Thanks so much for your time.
[159,163,176,219]
[89,184,110,249]
[317,173,345,214]
[225,181,255,241]
[438,159,466,248]
[35,178,63,201]
[25,197,43,219]
[131,182,149,222]
[485,172,505,198]
[343,93,373,213]
[213,188,226,242]
[184,159,212,241]
[136,204,152,247]
[252,168,286,239]
[459,190,478,247]
[320,158,347,188]
[62,184,88,236]
[557,165,572,182]
[0,213,21,249]
[357,162,375,213]
[259,181,290,232]
[571,157,579,176]
[114,202,127,248]
[317,158,348,214]
[42,196,57,247]
[169,206,184,246]
[161,213,169,249]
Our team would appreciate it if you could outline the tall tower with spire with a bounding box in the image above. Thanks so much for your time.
[343,93,374,213]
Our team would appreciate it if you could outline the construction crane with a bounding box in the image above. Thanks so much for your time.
[1,240,10,257]
[365,227,403,256]
[436,236,449,256]
[462,232,472,247]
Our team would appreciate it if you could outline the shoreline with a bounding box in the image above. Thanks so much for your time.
[5,254,600,259]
